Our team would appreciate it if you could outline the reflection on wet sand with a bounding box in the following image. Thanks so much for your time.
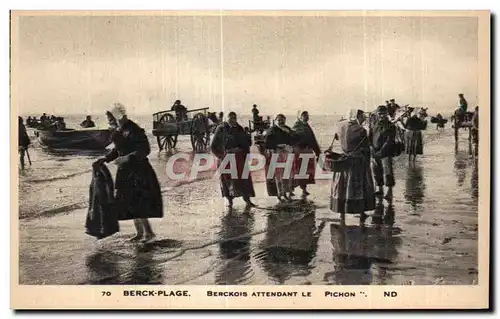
[255,203,325,284]
[215,208,255,285]
[85,245,164,284]
[324,203,402,285]
[454,147,470,187]
[471,158,478,199]
[404,164,426,210]
[85,250,121,284]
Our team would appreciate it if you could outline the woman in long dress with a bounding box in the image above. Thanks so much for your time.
[292,111,321,197]
[403,107,427,163]
[264,114,298,203]
[329,109,375,223]
[210,111,256,208]
[94,103,163,243]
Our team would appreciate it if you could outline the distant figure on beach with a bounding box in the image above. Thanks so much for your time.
[403,107,428,163]
[387,99,400,119]
[328,109,375,224]
[211,111,256,208]
[471,106,479,154]
[252,104,261,122]
[94,103,163,243]
[80,115,96,128]
[369,105,396,203]
[18,116,31,170]
[218,112,224,123]
[171,100,187,121]
[458,93,468,113]
[264,114,298,203]
[292,111,321,197]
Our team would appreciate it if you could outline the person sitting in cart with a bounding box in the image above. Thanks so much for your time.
[171,100,188,121]
[252,104,262,122]
[80,115,96,128]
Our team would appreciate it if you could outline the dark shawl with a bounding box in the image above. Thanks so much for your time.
[211,122,252,158]
[104,120,163,220]
[18,123,30,147]
[369,117,396,158]
[292,120,321,156]
[264,125,297,149]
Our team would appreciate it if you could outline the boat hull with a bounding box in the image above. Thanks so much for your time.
[36,129,113,150]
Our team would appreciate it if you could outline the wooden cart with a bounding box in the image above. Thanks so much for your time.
[152,107,211,152]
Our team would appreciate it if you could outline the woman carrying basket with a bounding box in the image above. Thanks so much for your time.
[327,109,375,224]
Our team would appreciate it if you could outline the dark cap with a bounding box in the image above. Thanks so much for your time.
[376,105,387,112]
[390,99,395,102]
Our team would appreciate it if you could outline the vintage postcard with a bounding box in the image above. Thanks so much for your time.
[11,10,490,310]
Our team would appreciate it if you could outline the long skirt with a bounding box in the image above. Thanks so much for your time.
[405,130,423,155]
[371,156,395,187]
[330,156,375,214]
[265,147,295,197]
[293,147,316,188]
[115,159,163,221]
[219,150,256,199]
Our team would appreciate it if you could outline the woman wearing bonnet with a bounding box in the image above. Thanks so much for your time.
[328,109,375,224]
[94,103,163,243]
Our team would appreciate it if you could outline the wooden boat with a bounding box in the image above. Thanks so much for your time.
[35,128,113,150]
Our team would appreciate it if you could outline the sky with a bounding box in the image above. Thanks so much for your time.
[14,14,479,117]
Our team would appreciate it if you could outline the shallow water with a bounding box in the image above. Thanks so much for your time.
[18,115,478,285]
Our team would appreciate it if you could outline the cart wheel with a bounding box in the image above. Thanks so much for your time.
[190,113,210,152]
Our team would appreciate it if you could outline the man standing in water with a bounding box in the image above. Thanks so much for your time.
[211,112,256,208]
[369,105,396,202]
[18,116,31,170]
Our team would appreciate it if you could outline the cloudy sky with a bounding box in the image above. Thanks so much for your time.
[14,14,478,116]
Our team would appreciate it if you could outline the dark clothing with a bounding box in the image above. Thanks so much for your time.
[330,120,375,214]
[404,116,426,156]
[388,103,400,118]
[405,116,427,131]
[369,118,396,187]
[264,125,297,197]
[104,120,163,220]
[81,120,96,128]
[369,118,396,159]
[264,125,297,149]
[292,120,321,187]
[371,157,395,187]
[252,108,260,122]
[171,104,187,121]
[459,97,468,113]
[211,122,255,199]
[18,123,30,147]
[292,120,321,157]
[85,164,119,239]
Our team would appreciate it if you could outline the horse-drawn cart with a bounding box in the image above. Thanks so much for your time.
[152,107,212,152]
[451,109,474,143]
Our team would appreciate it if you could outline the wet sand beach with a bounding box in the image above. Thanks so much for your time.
[17,116,478,285]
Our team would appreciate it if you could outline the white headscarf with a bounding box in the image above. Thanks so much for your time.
[109,102,127,121]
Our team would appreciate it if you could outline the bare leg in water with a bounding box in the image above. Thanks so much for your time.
[141,219,155,242]
[130,219,144,241]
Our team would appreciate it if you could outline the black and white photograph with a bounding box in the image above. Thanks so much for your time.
[10,10,490,309]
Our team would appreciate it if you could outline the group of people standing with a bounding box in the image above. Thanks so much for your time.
[209,101,430,225]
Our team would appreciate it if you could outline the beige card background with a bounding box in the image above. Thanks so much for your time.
[10,10,490,310]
